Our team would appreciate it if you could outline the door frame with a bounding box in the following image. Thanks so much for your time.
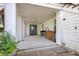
[30,24,37,36]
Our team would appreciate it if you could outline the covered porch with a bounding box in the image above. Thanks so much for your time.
[16,3,60,51]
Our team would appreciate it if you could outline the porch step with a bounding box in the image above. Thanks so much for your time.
[17,44,59,52]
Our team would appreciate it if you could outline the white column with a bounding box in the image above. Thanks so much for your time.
[16,16,26,41]
[16,16,23,41]
[4,3,16,38]
[22,19,25,39]
[56,11,64,46]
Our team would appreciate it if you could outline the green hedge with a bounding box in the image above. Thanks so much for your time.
[0,32,16,56]
[0,28,4,32]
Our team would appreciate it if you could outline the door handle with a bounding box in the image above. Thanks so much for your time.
[75,27,77,29]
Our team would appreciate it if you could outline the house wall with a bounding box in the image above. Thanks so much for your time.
[61,11,79,52]
[37,17,56,35]
[43,17,56,31]
[37,24,42,35]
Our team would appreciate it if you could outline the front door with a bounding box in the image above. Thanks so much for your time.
[30,25,37,35]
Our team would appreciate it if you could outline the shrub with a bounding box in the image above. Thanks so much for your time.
[0,32,16,56]
[0,28,4,32]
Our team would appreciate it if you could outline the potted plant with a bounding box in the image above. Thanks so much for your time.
[0,32,17,56]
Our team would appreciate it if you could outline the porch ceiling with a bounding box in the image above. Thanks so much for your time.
[16,3,58,24]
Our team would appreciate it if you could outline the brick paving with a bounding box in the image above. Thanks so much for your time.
[16,47,79,56]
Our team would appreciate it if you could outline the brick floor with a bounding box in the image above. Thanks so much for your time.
[16,47,79,56]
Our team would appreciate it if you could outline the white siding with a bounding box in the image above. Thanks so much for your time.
[62,11,79,52]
